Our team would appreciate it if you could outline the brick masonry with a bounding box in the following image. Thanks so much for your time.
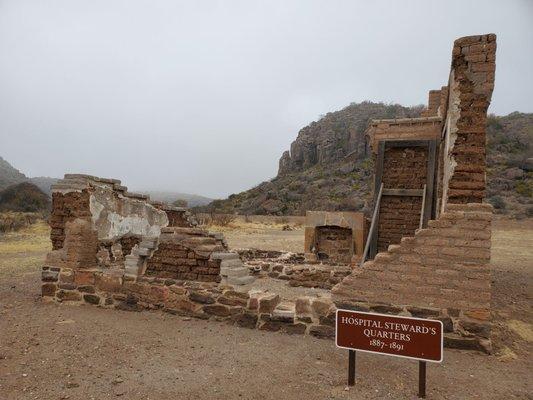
[41,266,338,339]
[333,34,497,352]
[49,190,91,250]
[145,228,226,282]
[332,203,493,351]
[442,34,496,206]
[377,146,428,251]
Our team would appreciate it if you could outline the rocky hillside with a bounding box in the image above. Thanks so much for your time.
[200,103,532,218]
[486,112,533,217]
[0,156,27,191]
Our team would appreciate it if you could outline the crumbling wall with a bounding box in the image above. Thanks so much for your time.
[333,203,492,351]
[145,227,226,282]
[441,34,496,208]
[332,34,497,352]
[47,174,169,269]
[49,191,91,250]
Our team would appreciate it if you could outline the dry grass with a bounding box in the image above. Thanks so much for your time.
[508,320,533,342]
[0,221,50,278]
[0,212,41,233]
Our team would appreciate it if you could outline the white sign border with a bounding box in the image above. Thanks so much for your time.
[335,309,444,363]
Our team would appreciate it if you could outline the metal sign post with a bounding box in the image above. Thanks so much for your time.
[419,361,426,398]
[348,349,356,386]
[336,309,443,398]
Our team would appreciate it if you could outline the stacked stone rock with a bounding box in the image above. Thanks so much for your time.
[144,227,227,282]
[217,252,256,285]
[246,258,351,289]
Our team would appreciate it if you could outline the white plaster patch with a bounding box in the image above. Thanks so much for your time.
[89,188,168,241]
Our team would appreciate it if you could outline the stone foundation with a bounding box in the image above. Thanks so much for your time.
[41,265,337,338]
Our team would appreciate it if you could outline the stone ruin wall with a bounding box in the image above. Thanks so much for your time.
[42,175,340,339]
[332,34,497,352]
[41,35,497,350]
[145,227,226,282]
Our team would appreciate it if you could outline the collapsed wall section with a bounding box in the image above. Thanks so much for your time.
[332,203,492,351]
[145,227,226,282]
[332,34,497,352]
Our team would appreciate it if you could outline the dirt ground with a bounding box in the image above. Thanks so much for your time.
[0,218,531,399]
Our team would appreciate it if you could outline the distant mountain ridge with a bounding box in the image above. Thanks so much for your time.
[200,102,533,218]
[138,190,213,207]
[0,156,27,190]
[0,156,212,207]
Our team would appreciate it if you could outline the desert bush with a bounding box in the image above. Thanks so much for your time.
[0,212,40,233]
[192,213,211,226]
[172,199,188,208]
[488,195,506,210]
[210,213,236,226]
[516,181,532,197]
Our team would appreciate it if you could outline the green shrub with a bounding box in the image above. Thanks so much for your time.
[516,181,532,197]
[488,195,506,210]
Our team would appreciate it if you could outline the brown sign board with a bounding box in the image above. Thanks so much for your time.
[336,309,443,362]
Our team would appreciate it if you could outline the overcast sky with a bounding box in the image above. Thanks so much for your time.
[1,0,532,198]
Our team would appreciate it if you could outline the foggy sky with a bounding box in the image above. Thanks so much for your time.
[1,0,532,198]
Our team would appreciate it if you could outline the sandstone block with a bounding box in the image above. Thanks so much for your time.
[311,298,333,317]
[218,290,249,307]
[272,303,295,323]
[41,283,57,297]
[74,270,96,286]
[42,269,59,282]
[295,296,312,315]
[258,294,280,314]
[188,290,216,304]
[56,289,82,302]
[233,311,258,329]
[309,325,335,339]
[83,294,101,305]
[203,304,231,317]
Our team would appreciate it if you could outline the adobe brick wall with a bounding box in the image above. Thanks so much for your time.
[377,146,427,251]
[419,90,442,117]
[442,34,496,207]
[366,117,441,153]
[49,191,91,250]
[145,228,226,282]
[333,34,497,352]
[332,203,493,351]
